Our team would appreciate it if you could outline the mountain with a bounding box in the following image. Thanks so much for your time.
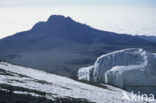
[0,61,143,103]
[78,48,156,96]
[0,15,156,78]
[138,35,156,43]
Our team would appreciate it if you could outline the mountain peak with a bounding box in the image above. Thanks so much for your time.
[47,15,73,22]
[32,15,76,30]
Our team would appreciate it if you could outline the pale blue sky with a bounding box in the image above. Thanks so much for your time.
[0,0,156,38]
[0,0,156,7]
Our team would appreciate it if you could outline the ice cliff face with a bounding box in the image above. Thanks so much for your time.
[77,48,156,90]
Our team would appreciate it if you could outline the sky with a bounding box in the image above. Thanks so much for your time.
[0,0,156,38]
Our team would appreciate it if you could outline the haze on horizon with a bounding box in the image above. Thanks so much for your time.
[0,0,156,39]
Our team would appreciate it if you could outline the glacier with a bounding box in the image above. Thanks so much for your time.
[77,48,156,93]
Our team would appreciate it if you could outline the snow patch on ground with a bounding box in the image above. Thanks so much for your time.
[0,61,145,103]
[13,91,42,97]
